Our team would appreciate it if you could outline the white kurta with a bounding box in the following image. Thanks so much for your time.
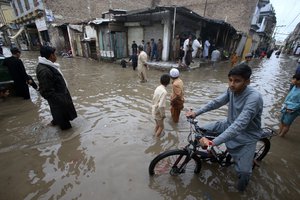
[192,39,202,58]
[137,51,148,82]
[203,40,210,57]
[152,85,168,120]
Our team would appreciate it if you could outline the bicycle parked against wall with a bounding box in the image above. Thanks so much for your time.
[149,118,276,176]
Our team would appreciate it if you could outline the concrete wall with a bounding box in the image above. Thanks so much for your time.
[127,26,143,55]
[48,26,66,53]
[44,0,152,24]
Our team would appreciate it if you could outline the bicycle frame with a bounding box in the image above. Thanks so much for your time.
[148,118,275,177]
[185,118,275,167]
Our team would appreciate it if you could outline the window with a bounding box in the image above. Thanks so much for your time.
[17,0,24,14]
[24,0,30,10]
[12,2,19,16]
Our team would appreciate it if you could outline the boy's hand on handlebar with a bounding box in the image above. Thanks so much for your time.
[199,137,213,148]
[185,110,196,118]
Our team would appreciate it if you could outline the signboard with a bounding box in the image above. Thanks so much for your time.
[45,9,54,22]
[35,18,47,31]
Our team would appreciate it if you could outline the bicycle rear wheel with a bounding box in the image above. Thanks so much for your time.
[254,138,270,161]
[149,149,202,176]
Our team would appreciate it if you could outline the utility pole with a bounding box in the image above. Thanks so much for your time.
[203,0,208,17]
[273,25,286,39]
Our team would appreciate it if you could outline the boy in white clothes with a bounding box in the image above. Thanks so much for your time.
[152,74,171,137]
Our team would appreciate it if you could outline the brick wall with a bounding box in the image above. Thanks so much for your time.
[159,0,257,33]
[45,0,257,33]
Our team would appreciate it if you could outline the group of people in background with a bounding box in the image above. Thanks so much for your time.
[175,35,203,68]
[131,38,163,62]
[124,38,164,73]
[126,34,254,76]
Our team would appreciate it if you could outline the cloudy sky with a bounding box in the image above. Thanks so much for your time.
[271,0,300,41]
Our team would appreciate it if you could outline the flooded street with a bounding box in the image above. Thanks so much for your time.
[0,51,299,200]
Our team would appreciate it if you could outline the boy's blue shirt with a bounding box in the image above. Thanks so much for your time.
[195,86,263,148]
[283,85,300,111]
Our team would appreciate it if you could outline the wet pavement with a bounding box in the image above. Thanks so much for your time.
[0,50,299,200]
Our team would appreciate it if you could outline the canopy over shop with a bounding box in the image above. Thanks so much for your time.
[115,6,239,61]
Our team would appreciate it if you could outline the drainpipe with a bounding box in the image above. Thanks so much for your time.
[67,25,75,57]
[162,15,171,61]
[172,6,176,39]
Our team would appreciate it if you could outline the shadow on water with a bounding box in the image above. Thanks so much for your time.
[0,51,299,199]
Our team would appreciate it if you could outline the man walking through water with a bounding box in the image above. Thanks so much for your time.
[3,47,32,99]
[169,68,184,123]
[36,45,77,130]
[137,45,148,83]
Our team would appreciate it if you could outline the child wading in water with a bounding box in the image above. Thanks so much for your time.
[278,74,300,137]
[152,74,171,137]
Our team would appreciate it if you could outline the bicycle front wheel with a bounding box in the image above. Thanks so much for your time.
[148,149,202,176]
[254,138,271,161]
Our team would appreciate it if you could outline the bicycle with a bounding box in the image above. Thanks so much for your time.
[149,118,276,176]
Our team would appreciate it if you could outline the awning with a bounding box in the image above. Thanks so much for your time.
[88,18,111,25]
[69,24,83,32]
[81,37,96,42]
[8,27,24,40]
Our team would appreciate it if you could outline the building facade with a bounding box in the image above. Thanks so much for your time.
[8,0,49,50]
[250,1,276,51]
[238,0,276,58]
[0,0,14,46]
[285,22,300,55]
[8,0,271,61]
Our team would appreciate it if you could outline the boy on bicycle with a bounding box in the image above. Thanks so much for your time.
[186,63,263,192]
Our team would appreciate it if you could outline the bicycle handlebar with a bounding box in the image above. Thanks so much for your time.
[186,117,208,133]
[187,117,217,149]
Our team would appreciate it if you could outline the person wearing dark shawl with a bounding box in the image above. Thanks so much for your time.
[36,45,77,130]
[3,47,32,99]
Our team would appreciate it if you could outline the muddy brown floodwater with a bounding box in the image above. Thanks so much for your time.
[0,50,299,200]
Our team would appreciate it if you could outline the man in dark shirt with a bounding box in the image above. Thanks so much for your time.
[128,52,138,70]
[131,41,137,55]
[3,47,31,99]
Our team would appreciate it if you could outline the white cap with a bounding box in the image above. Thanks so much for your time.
[245,53,252,58]
[170,68,180,78]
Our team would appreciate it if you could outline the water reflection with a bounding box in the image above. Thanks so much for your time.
[145,132,180,155]
[24,134,95,200]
